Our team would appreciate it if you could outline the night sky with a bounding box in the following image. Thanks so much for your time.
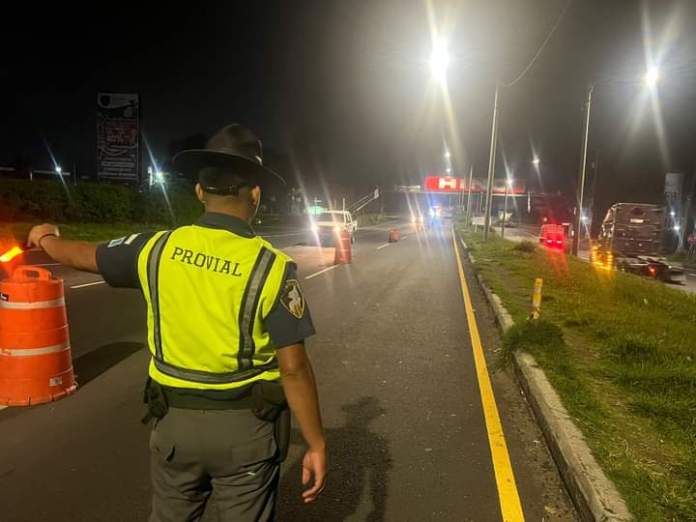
[2,1,696,213]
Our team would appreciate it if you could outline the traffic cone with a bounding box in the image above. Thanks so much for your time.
[388,228,400,242]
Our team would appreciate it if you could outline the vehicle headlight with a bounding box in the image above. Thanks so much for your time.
[310,224,318,233]
[334,226,341,233]
[419,216,424,223]
[411,216,416,223]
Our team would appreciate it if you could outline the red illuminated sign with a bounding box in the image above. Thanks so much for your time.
[423,176,524,194]
[424,176,462,192]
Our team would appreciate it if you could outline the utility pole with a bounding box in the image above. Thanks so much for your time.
[465,166,474,226]
[501,182,509,238]
[572,84,594,256]
[483,85,500,240]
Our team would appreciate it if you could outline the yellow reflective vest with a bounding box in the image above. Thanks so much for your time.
[136,221,293,390]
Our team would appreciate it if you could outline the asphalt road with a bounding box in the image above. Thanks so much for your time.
[0,220,576,521]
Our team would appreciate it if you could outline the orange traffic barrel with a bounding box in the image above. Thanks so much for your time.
[334,231,352,264]
[0,266,77,406]
[388,228,400,242]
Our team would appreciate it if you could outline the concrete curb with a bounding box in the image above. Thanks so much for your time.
[460,240,633,522]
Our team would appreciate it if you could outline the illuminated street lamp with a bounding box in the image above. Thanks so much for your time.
[429,36,449,86]
[645,66,660,89]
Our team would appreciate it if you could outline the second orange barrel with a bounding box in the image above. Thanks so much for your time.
[334,231,353,264]
[0,265,77,406]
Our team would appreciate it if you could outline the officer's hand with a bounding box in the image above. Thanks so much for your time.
[27,224,60,249]
[301,445,327,503]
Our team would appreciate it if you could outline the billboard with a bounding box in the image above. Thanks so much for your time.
[97,93,139,181]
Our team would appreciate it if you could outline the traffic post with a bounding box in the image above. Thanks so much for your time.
[529,278,543,320]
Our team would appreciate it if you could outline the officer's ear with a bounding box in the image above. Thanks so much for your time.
[250,185,261,209]
[195,183,206,204]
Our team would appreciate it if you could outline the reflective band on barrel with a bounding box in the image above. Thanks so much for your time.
[0,297,65,310]
[154,357,278,384]
[0,341,70,357]
[237,248,276,372]
[147,231,173,360]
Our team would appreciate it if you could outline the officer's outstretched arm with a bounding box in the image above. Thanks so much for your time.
[277,343,327,503]
[28,224,98,273]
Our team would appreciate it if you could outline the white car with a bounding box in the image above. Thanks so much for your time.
[311,211,357,243]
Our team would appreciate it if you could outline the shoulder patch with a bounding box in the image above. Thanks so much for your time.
[124,233,141,245]
[280,279,305,319]
[108,237,126,248]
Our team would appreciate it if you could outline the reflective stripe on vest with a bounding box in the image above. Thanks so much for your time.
[153,357,278,385]
[147,231,173,360]
[237,247,276,371]
[146,238,278,385]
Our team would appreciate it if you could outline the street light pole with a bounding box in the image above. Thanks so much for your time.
[501,180,509,238]
[483,84,500,240]
[572,84,594,256]
[465,165,474,226]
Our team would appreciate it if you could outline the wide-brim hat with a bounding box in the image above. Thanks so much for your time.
[173,124,285,189]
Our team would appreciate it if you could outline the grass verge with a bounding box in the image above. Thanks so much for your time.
[462,229,696,522]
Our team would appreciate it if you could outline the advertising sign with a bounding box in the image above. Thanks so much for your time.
[423,176,524,194]
[97,93,139,180]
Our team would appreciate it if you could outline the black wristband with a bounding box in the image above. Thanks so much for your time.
[38,233,58,249]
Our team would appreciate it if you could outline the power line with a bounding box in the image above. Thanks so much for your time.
[501,0,573,88]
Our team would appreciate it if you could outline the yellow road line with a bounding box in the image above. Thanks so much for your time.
[452,228,525,522]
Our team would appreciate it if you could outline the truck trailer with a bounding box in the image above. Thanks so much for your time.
[592,203,685,283]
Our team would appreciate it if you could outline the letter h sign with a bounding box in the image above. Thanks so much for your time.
[438,177,459,191]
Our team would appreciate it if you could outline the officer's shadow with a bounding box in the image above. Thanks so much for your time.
[277,397,392,522]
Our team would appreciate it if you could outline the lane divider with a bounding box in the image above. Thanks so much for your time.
[377,243,391,250]
[452,227,525,522]
[304,265,339,281]
[70,280,106,289]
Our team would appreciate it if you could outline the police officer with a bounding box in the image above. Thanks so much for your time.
[27,124,327,521]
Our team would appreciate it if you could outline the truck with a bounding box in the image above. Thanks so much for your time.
[592,203,685,283]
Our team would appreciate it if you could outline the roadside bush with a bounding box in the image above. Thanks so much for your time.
[0,179,201,225]
[513,240,536,254]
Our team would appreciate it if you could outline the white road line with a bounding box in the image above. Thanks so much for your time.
[401,235,408,240]
[377,243,391,250]
[304,265,339,280]
[70,280,106,289]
